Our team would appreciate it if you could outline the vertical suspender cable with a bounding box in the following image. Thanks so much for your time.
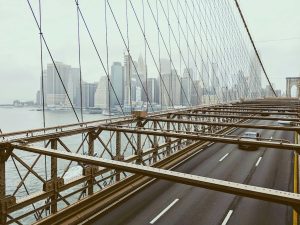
[166,0,173,107]
[76,1,84,123]
[76,0,85,154]
[158,0,205,106]
[38,0,48,216]
[38,0,45,134]
[74,0,126,117]
[177,0,182,91]
[156,0,162,110]
[104,0,111,114]
[26,0,81,123]
[105,0,114,158]
[148,0,192,107]
[117,0,175,110]
[38,0,48,183]
[192,1,197,106]
[142,0,148,112]
[125,0,133,113]
[185,0,191,105]
[108,0,156,113]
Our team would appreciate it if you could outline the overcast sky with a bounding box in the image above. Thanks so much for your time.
[0,0,299,104]
[239,0,300,92]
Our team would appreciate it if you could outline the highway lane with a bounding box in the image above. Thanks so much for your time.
[92,119,294,225]
[227,129,294,225]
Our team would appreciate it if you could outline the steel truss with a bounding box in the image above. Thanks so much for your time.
[0,99,299,224]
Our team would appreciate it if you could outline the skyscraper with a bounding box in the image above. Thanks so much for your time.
[123,54,132,106]
[201,62,210,94]
[78,82,97,108]
[181,68,193,106]
[45,62,71,106]
[191,80,202,106]
[211,63,219,95]
[124,54,149,106]
[66,68,80,106]
[142,78,159,104]
[94,76,109,109]
[135,54,147,103]
[161,69,181,107]
[159,58,171,75]
[110,62,124,108]
[249,54,262,98]
[137,54,147,78]
[236,70,248,99]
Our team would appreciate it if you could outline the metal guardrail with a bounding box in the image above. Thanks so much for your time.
[15,144,300,206]
[0,100,299,224]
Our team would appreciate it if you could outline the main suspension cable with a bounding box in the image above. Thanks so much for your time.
[234,0,276,97]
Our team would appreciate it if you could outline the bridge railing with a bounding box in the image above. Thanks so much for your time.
[0,105,250,224]
[0,101,299,224]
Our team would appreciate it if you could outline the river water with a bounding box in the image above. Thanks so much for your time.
[0,107,124,223]
[0,107,107,132]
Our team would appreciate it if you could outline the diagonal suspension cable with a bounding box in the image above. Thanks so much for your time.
[26,0,81,122]
[74,0,126,116]
[107,0,173,110]
[178,0,227,103]
[158,0,220,104]
[145,0,192,107]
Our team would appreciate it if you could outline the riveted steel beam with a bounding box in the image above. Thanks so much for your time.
[85,126,300,151]
[146,118,300,132]
[11,145,300,207]
[189,109,299,116]
[210,106,300,112]
[173,113,300,122]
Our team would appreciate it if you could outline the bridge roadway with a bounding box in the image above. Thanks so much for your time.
[91,118,294,225]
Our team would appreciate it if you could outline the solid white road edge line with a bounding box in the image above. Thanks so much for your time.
[149,199,179,224]
[221,210,234,225]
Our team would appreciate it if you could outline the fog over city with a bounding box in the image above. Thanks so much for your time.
[0,0,299,104]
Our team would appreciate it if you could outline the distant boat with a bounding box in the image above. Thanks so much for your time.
[55,107,69,111]
[47,106,69,111]
[102,109,115,116]
[88,108,102,114]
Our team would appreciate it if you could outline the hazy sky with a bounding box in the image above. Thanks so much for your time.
[0,0,299,104]
[239,0,300,92]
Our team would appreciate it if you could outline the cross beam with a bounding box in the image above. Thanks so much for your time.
[12,144,300,207]
[95,125,298,150]
[210,106,299,112]
[173,113,300,122]
[146,118,300,132]
[1,122,298,150]
[189,109,299,116]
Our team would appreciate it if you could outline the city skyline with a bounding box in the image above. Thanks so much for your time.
[33,53,280,112]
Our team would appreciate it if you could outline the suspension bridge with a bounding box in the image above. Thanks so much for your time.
[0,0,299,225]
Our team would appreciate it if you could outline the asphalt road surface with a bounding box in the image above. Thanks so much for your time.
[92,119,294,225]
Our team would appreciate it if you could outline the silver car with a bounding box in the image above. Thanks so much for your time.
[238,131,261,150]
